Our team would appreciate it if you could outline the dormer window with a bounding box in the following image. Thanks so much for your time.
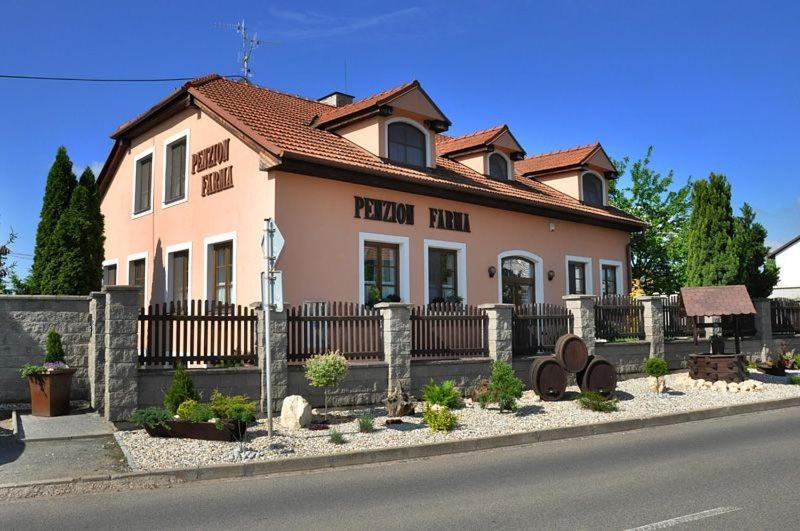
[581,172,604,206]
[489,153,509,180]
[388,121,426,167]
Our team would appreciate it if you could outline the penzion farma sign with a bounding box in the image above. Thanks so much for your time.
[192,138,234,197]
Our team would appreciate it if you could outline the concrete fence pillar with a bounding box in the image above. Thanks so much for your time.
[563,295,596,357]
[375,303,412,393]
[103,286,140,422]
[754,298,773,359]
[479,303,514,363]
[258,308,288,414]
[640,296,665,358]
[88,291,106,411]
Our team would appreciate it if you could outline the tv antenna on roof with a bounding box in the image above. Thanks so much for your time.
[216,20,264,81]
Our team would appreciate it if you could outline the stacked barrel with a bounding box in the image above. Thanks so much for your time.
[530,334,618,401]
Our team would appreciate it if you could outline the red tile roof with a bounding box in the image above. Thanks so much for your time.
[437,125,507,156]
[101,75,644,230]
[680,286,756,317]
[316,80,423,128]
[515,143,602,175]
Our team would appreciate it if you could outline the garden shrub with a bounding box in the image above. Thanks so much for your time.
[209,390,257,423]
[577,392,619,413]
[176,399,214,423]
[423,404,457,432]
[422,379,463,409]
[304,350,348,418]
[329,428,346,444]
[357,414,375,433]
[130,406,172,429]
[163,363,199,414]
[789,376,800,386]
[644,357,668,378]
[480,360,524,412]
[44,329,66,363]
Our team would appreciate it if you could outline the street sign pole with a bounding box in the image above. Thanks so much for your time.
[261,218,285,438]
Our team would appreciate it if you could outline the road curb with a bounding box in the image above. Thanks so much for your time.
[3,396,800,500]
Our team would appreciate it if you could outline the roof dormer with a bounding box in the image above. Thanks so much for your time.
[437,125,525,180]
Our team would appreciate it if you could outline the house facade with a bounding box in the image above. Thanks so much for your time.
[97,75,645,309]
[769,235,800,299]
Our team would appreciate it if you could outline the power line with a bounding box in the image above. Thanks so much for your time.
[0,74,242,83]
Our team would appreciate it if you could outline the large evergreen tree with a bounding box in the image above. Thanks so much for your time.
[610,147,692,293]
[732,203,779,297]
[685,173,739,287]
[30,147,77,293]
[78,167,105,290]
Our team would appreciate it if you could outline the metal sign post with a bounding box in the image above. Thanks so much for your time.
[261,218,285,438]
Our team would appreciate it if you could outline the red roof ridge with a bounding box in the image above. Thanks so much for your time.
[440,124,506,143]
[316,80,419,126]
[525,142,600,160]
[237,78,334,108]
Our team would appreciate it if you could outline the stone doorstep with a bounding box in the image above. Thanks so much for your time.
[3,396,800,500]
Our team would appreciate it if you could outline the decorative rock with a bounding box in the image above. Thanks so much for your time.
[385,385,415,417]
[280,395,312,430]
[648,376,666,393]
[712,380,728,392]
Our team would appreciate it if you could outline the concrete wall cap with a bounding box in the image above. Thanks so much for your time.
[0,294,91,301]
[374,302,413,309]
[478,303,515,310]
[562,294,596,301]
[103,286,142,293]
[637,296,663,302]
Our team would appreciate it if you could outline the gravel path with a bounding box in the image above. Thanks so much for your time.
[115,371,800,471]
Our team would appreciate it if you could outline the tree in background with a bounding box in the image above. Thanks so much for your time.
[610,147,692,294]
[0,227,17,294]
[732,203,779,298]
[685,173,740,287]
[29,147,77,293]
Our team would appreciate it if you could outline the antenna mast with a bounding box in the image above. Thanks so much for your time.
[235,20,261,81]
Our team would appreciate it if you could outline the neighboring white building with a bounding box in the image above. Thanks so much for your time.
[770,235,800,299]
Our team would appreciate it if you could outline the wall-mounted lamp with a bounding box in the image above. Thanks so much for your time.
[549,222,556,232]
[488,266,497,278]
[547,270,555,281]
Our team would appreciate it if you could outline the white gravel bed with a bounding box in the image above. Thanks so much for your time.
[116,371,800,471]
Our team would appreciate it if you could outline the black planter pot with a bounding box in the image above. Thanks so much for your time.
[144,419,248,441]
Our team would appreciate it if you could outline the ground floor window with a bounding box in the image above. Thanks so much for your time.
[364,241,400,305]
[168,249,190,304]
[427,248,458,303]
[128,257,146,308]
[102,263,117,287]
[602,264,619,296]
[211,241,233,304]
[502,256,536,306]
[568,261,586,295]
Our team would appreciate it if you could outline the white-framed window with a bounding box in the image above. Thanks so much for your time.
[203,232,236,304]
[165,242,192,304]
[131,148,154,218]
[102,258,118,287]
[599,259,624,296]
[126,251,148,308]
[497,250,544,305]
[565,255,593,295]
[488,152,511,180]
[162,129,190,207]
[358,232,410,305]
[580,171,606,207]
[384,117,431,168]
[423,239,467,304]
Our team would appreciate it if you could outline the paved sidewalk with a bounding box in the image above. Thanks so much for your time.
[16,410,115,441]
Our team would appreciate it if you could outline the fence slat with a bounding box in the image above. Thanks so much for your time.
[512,303,573,356]
[409,303,488,361]
[594,295,645,342]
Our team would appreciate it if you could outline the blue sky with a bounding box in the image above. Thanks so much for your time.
[1,0,798,274]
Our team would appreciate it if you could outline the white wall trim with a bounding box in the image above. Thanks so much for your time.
[564,255,594,295]
[423,239,467,304]
[203,231,237,303]
[161,128,191,209]
[126,251,149,304]
[497,250,544,304]
[486,151,512,180]
[579,170,608,206]
[164,241,193,303]
[131,147,155,219]
[383,117,433,169]
[358,232,410,305]
[599,259,625,296]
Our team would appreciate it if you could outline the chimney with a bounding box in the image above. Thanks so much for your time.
[318,91,354,107]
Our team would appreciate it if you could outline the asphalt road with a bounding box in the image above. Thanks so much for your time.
[2,407,799,530]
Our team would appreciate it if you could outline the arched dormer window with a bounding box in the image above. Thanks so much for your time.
[387,121,427,167]
[488,152,510,180]
[581,172,605,206]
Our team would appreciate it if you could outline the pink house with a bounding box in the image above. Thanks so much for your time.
[97,75,645,309]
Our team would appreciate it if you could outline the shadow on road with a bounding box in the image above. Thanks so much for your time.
[0,414,25,467]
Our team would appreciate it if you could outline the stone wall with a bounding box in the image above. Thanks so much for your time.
[138,367,261,407]
[410,358,493,397]
[596,341,651,373]
[287,362,388,407]
[0,295,92,403]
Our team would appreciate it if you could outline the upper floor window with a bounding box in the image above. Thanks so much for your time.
[133,152,153,216]
[388,122,426,167]
[582,172,604,206]
[165,135,187,204]
[489,153,509,180]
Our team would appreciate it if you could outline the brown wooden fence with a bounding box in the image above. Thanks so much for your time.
[138,300,258,366]
[663,294,698,338]
[772,298,800,336]
[513,303,573,356]
[411,303,488,361]
[594,295,645,342]
[286,302,383,365]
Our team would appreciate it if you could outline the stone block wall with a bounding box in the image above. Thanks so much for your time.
[287,362,388,407]
[410,358,492,397]
[138,368,261,407]
[0,295,92,403]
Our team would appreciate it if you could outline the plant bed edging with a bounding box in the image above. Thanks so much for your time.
[4,395,800,500]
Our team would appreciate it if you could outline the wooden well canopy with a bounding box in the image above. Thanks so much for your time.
[679,285,756,353]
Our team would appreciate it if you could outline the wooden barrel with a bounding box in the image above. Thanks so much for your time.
[530,356,567,401]
[554,333,589,373]
[576,355,617,399]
